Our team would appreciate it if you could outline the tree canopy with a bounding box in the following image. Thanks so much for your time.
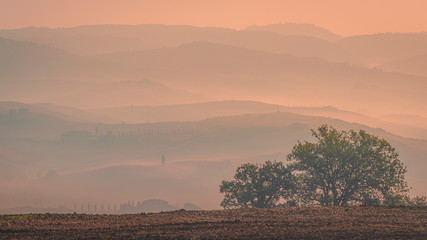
[287,124,409,206]
[219,125,422,208]
[219,160,296,209]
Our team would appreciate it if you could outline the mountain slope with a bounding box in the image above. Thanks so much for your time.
[245,23,342,42]
[0,110,94,139]
[4,99,427,140]
[0,79,209,109]
[337,33,427,66]
[380,114,427,130]
[2,36,427,115]
[379,54,427,77]
[0,24,353,62]
[98,41,427,116]
[0,36,141,81]
[0,101,127,123]
[1,110,426,209]
[91,100,427,140]
[0,37,76,79]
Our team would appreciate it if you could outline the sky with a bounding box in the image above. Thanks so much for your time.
[1,0,427,36]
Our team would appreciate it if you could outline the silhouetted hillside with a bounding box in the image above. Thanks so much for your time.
[0,36,141,82]
[98,42,427,116]
[90,100,427,140]
[1,77,208,108]
[337,33,427,66]
[91,100,328,123]
[1,110,426,209]
[380,54,427,77]
[3,36,426,114]
[245,23,342,42]
[0,101,119,123]
[0,37,76,79]
[0,25,353,62]
[5,99,427,140]
[380,114,427,130]
[0,110,93,138]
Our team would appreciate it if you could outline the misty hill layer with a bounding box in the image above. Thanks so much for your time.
[98,41,427,116]
[0,24,353,62]
[1,108,426,209]
[245,22,343,42]
[380,54,427,77]
[2,35,427,115]
[337,32,427,66]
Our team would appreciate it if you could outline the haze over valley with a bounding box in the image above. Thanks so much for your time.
[1,1,427,213]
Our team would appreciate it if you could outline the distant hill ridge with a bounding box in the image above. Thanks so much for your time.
[337,32,427,66]
[245,22,343,42]
[2,100,427,140]
[1,101,427,209]
[0,24,353,62]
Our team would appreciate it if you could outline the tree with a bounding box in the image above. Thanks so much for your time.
[287,124,409,206]
[161,154,166,165]
[410,196,427,206]
[219,160,296,209]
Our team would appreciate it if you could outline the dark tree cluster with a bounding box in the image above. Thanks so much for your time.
[220,161,296,208]
[220,125,424,208]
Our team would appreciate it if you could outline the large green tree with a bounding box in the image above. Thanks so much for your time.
[219,161,296,209]
[287,125,409,206]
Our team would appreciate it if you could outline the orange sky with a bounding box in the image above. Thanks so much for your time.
[1,0,427,36]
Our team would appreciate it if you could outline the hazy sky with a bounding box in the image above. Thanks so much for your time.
[1,0,427,36]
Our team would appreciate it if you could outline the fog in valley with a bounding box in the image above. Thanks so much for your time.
[1,1,427,213]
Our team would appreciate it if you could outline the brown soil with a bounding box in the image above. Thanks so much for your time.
[0,206,426,239]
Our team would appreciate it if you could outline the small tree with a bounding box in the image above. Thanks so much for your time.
[287,125,409,206]
[219,160,296,209]
[161,154,166,165]
[410,196,427,206]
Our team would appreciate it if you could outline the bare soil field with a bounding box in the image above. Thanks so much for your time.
[0,206,426,239]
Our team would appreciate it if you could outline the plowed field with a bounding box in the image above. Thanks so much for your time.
[1,206,426,239]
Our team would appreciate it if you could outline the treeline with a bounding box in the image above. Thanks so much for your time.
[117,128,199,137]
[220,125,427,208]
[60,128,200,140]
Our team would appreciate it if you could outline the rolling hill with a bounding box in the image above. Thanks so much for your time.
[0,37,210,107]
[1,109,426,209]
[90,100,427,140]
[0,24,354,62]
[380,114,427,130]
[245,22,342,42]
[0,36,144,82]
[4,99,427,140]
[0,110,94,139]
[0,101,119,123]
[3,36,426,115]
[379,54,427,77]
[97,41,427,116]
[0,37,78,79]
[337,32,427,66]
